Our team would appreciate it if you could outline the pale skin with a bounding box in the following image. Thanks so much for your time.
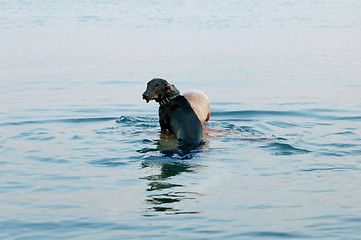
[185,91,211,134]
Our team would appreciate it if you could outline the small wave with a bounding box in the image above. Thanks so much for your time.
[88,158,128,167]
[331,131,356,136]
[336,116,361,121]
[27,156,70,164]
[116,116,159,128]
[300,167,355,172]
[116,116,157,123]
[211,110,305,120]
[260,142,311,155]
[230,230,310,238]
[116,116,152,123]
[267,121,299,128]
[0,117,119,126]
[211,110,361,121]
[0,219,133,233]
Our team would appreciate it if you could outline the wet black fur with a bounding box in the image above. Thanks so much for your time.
[142,78,203,149]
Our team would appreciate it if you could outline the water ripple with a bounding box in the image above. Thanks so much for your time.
[27,156,70,164]
[229,230,310,239]
[260,142,311,155]
[88,158,128,167]
[300,167,358,172]
[0,117,119,126]
[211,110,361,121]
[0,219,135,233]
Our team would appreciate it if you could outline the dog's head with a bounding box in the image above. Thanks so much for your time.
[142,78,180,103]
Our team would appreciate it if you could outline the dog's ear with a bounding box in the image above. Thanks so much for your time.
[166,84,180,96]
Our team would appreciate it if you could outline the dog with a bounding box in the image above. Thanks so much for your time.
[142,78,203,149]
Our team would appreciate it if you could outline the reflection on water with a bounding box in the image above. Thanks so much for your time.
[137,125,206,216]
[137,131,204,159]
[141,160,203,216]
[137,123,207,216]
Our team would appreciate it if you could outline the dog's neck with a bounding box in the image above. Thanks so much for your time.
[158,94,178,106]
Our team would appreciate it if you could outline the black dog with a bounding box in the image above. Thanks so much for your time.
[142,78,203,149]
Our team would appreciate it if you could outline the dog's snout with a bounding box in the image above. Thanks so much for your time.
[142,92,150,103]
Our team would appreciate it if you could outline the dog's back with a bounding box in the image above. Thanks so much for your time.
[159,96,203,149]
[142,78,203,149]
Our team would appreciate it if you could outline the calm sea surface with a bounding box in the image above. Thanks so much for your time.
[1,1,361,239]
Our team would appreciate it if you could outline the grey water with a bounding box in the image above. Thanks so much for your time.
[1,0,361,239]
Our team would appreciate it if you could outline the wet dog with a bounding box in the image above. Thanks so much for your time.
[142,78,203,149]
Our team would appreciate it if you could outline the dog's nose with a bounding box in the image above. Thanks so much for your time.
[142,93,150,103]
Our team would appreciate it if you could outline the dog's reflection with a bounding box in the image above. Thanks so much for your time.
[141,160,204,216]
[139,136,205,216]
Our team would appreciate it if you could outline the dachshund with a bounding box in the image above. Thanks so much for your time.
[142,78,203,149]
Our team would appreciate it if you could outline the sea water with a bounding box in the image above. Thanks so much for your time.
[1,1,361,239]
